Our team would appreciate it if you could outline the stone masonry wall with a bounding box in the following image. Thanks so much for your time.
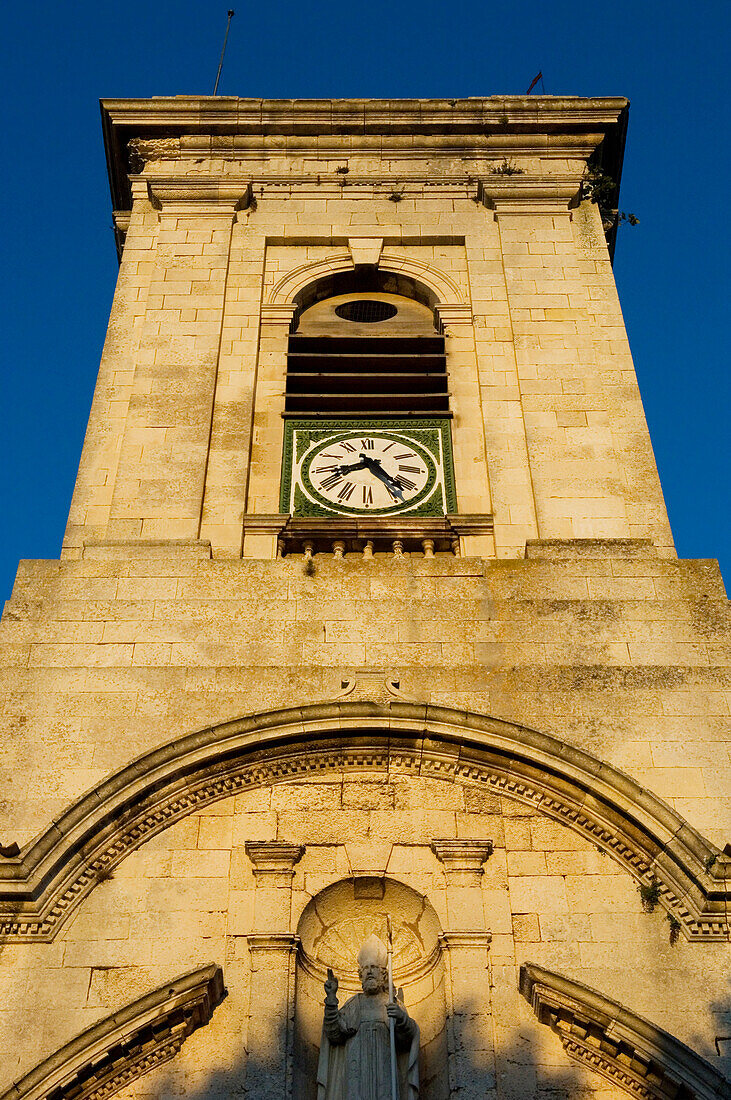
[62,140,674,560]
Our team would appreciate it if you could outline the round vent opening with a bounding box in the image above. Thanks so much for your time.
[334,300,398,323]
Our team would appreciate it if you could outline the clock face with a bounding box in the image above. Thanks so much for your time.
[281,418,452,517]
[302,433,433,513]
[281,420,456,518]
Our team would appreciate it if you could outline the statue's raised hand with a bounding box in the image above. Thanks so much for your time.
[324,967,339,1005]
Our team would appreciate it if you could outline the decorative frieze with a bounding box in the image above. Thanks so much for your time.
[0,703,727,943]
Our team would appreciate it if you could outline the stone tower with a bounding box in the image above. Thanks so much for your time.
[0,97,728,1100]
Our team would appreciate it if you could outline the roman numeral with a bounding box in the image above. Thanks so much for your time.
[320,473,343,491]
[394,451,414,460]
[360,438,374,449]
[381,442,397,452]
[339,441,356,453]
[394,474,416,491]
[399,464,422,474]
[313,464,340,475]
[362,485,373,506]
[337,482,355,501]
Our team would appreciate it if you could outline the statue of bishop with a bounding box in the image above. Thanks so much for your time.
[317,933,419,1099]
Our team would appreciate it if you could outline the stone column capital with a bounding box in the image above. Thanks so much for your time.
[260,303,297,326]
[435,302,473,328]
[245,841,305,878]
[431,838,494,878]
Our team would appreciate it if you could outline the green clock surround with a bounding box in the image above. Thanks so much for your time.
[280,419,457,518]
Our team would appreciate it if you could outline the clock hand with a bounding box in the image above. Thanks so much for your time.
[335,459,368,476]
[361,455,405,501]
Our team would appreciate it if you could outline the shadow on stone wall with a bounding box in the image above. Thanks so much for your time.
[696,979,731,1079]
[135,1012,597,1100]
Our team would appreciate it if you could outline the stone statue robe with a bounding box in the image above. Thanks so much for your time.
[317,989,419,1100]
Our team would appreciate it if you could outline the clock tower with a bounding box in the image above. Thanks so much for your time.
[0,98,728,1100]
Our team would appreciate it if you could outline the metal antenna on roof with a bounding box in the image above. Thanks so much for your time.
[213,10,235,95]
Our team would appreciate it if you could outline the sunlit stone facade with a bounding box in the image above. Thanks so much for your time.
[0,97,728,1100]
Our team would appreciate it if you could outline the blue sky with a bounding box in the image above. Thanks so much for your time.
[1,0,728,600]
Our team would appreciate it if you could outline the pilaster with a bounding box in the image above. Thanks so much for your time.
[433,839,496,1098]
[242,301,294,553]
[243,842,304,1100]
[62,179,160,557]
[495,190,631,542]
[106,178,249,544]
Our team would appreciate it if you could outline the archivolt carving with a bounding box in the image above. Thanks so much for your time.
[267,251,465,308]
[0,965,225,1100]
[0,702,728,942]
[520,963,729,1100]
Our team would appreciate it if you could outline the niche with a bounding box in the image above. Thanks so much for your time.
[293,876,449,1100]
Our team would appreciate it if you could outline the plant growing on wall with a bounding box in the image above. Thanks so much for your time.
[638,879,661,913]
[582,162,639,231]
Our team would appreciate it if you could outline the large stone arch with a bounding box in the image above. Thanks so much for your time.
[0,701,728,942]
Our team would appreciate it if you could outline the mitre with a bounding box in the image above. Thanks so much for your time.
[357,933,388,969]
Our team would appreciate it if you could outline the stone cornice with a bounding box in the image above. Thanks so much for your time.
[247,933,300,952]
[0,702,726,942]
[439,931,493,950]
[520,964,730,1100]
[102,95,628,134]
[0,965,224,1100]
[101,95,628,227]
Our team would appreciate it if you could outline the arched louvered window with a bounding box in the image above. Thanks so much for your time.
[285,276,449,417]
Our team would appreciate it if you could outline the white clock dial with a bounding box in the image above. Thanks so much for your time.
[302,433,433,513]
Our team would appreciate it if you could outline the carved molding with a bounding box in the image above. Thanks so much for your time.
[477,175,581,215]
[439,931,492,950]
[140,175,253,214]
[268,250,465,308]
[244,841,304,877]
[247,933,300,953]
[0,702,728,942]
[0,965,225,1100]
[431,839,494,877]
[259,304,297,327]
[435,303,474,327]
[520,964,730,1100]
